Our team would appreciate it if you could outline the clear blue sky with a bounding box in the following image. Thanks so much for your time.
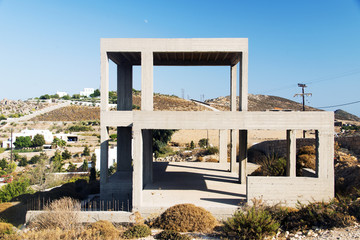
[1,0,360,115]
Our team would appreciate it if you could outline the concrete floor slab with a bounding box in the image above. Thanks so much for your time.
[140,162,259,219]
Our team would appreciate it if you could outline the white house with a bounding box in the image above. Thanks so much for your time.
[79,88,95,97]
[56,91,68,98]
[2,129,78,148]
[95,147,117,171]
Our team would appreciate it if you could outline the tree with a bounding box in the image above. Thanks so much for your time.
[89,153,97,181]
[0,179,33,203]
[81,159,89,171]
[190,140,195,149]
[67,162,77,172]
[62,95,70,100]
[90,89,100,98]
[51,150,64,172]
[152,130,176,158]
[39,94,50,99]
[83,145,90,156]
[198,138,209,148]
[18,156,28,167]
[13,136,32,148]
[72,94,81,99]
[32,134,45,147]
[52,137,66,148]
[62,149,72,160]
[50,94,59,99]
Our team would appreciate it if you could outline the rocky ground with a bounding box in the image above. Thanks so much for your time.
[0,99,50,117]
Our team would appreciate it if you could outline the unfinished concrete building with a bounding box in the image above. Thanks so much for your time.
[100,38,334,215]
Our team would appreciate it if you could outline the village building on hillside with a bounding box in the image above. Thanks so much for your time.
[99,38,334,215]
[80,88,95,97]
[1,129,78,148]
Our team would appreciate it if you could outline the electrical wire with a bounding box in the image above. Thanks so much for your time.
[317,100,360,109]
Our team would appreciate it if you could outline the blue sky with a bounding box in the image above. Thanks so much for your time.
[0,0,360,115]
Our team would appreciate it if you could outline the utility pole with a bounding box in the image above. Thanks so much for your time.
[294,83,312,138]
[10,128,13,163]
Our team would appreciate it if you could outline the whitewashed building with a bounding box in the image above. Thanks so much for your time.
[80,88,95,97]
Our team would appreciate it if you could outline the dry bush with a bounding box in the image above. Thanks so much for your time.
[90,220,120,239]
[0,222,14,236]
[155,230,191,240]
[196,156,204,162]
[29,197,80,230]
[206,158,219,163]
[297,145,316,175]
[21,228,102,240]
[153,203,217,233]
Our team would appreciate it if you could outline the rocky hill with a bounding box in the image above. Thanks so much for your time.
[206,94,319,112]
[335,109,360,122]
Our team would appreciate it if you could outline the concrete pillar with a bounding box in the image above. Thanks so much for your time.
[315,130,319,177]
[230,63,238,172]
[100,48,109,111]
[219,129,227,164]
[230,129,237,173]
[286,130,297,177]
[142,129,153,186]
[117,127,132,172]
[100,126,109,184]
[141,51,153,111]
[239,52,248,111]
[317,130,334,179]
[230,64,237,112]
[239,130,247,183]
[132,128,143,211]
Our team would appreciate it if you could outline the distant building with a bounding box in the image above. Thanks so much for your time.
[56,91,68,98]
[94,147,117,171]
[80,88,95,97]
[1,129,78,148]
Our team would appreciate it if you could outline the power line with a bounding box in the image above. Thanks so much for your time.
[317,100,360,109]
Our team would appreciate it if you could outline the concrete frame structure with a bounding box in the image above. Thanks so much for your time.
[100,38,334,210]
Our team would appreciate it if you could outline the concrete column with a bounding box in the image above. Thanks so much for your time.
[132,128,143,211]
[230,129,237,173]
[100,126,109,184]
[239,130,247,183]
[141,51,153,111]
[315,130,319,177]
[219,129,227,164]
[286,130,297,177]
[230,64,237,112]
[317,130,334,179]
[100,49,109,111]
[142,129,153,186]
[239,52,248,111]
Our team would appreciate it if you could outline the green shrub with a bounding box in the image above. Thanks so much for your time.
[251,154,286,176]
[62,149,72,160]
[18,156,28,167]
[153,204,217,232]
[282,200,353,231]
[68,125,93,132]
[123,224,151,239]
[155,230,191,240]
[0,222,14,236]
[0,179,33,202]
[223,205,279,240]
[198,138,208,148]
[205,146,219,155]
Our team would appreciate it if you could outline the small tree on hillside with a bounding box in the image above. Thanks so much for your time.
[81,159,89,171]
[90,89,100,98]
[198,138,209,148]
[83,145,90,156]
[51,150,64,172]
[89,153,97,181]
[62,149,72,160]
[32,134,45,147]
[14,136,32,149]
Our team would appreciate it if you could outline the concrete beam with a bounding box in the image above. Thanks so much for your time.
[286,130,297,177]
[101,38,248,53]
[219,130,227,164]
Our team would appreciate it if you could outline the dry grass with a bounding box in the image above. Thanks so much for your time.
[153,203,217,233]
[90,220,120,239]
[29,197,80,230]
[31,105,100,122]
